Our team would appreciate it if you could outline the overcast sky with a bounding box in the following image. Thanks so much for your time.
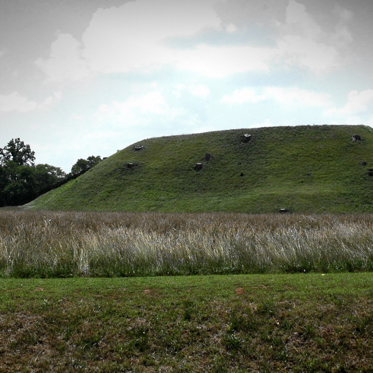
[1,0,373,172]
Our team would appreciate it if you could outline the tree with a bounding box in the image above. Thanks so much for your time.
[71,155,102,175]
[34,164,66,191]
[2,165,36,205]
[0,138,35,166]
[0,138,66,206]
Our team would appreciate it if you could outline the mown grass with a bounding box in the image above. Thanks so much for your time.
[1,273,373,372]
[1,211,373,278]
[27,125,373,213]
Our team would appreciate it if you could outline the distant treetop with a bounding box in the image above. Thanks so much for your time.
[0,138,35,166]
[71,155,102,175]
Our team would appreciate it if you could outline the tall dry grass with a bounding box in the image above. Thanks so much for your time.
[0,211,373,277]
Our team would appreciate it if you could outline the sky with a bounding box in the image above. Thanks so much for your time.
[1,0,373,172]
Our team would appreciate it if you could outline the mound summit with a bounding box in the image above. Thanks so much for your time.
[28,125,373,213]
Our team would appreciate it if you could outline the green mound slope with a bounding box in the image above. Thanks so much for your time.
[28,125,373,213]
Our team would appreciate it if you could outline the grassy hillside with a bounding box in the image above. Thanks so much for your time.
[27,125,373,213]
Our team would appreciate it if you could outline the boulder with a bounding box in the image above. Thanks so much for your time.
[351,134,363,142]
[195,163,203,171]
[279,208,290,214]
[134,144,144,151]
[242,134,252,143]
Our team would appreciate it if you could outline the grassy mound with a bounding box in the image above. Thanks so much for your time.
[27,125,373,213]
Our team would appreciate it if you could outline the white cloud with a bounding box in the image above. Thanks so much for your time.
[32,0,280,80]
[72,114,84,120]
[98,92,168,118]
[92,90,210,142]
[274,0,353,73]
[226,23,237,33]
[94,91,184,126]
[0,92,37,112]
[276,35,338,73]
[173,84,210,98]
[189,85,210,98]
[191,125,217,134]
[325,89,373,117]
[82,0,221,74]
[35,33,91,83]
[221,88,261,104]
[221,87,331,107]
[0,91,62,113]
[36,0,354,83]
[39,91,63,109]
[39,2,274,81]
[175,44,273,77]
[254,118,274,128]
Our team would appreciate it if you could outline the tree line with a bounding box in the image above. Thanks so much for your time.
[0,138,102,206]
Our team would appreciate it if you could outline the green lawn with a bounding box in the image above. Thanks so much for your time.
[1,273,373,372]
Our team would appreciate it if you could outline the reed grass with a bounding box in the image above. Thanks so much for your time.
[1,211,373,277]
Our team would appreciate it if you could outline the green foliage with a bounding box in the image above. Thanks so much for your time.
[0,139,66,206]
[0,163,66,206]
[35,164,65,188]
[71,155,102,175]
[29,124,373,213]
[0,138,35,166]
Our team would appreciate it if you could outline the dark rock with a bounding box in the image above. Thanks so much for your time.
[240,172,245,177]
[360,162,367,166]
[195,163,203,171]
[306,173,312,177]
[134,145,144,151]
[205,153,211,161]
[351,134,363,142]
[242,134,252,143]
[279,208,290,214]
[127,163,136,169]
[368,169,373,176]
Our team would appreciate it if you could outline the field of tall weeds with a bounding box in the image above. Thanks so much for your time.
[1,210,373,277]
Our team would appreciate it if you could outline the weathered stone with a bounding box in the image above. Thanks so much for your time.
[134,144,144,151]
[205,153,211,161]
[242,134,252,143]
[368,169,373,176]
[351,134,363,142]
[360,162,367,166]
[279,208,290,214]
[127,163,136,169]
[195,163,203,171]
[240,172,245,177]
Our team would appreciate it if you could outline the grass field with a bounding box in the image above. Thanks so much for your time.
[1,273,373,372]
[2,211,373,371]
[1,211,373,277]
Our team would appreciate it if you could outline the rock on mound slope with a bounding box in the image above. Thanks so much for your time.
[27,125,373,213]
